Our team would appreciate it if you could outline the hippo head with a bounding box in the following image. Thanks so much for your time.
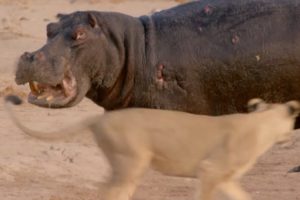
[15,12,123,108]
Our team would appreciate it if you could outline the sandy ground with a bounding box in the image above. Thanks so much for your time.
[0,0,299,199]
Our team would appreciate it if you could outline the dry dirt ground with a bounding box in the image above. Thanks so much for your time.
[0,0,299,200]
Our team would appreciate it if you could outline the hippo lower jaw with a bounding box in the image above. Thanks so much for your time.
[27,68,77,108]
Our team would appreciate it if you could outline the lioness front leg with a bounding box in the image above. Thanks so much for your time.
[196,177,218,200]
[220,181,251,200]
[101,153,151,200]
[197,162,225,200]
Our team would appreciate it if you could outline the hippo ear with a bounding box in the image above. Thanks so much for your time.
[88,13,99,28]
[247,98,267,112]
[47,22,60,38]
[288,165,300,173]
[286,101,300,117]
[56,13,68,21]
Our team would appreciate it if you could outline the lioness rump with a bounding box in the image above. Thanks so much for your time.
[5,96,300,200]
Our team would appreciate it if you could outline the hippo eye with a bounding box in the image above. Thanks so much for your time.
[72,29,86,41]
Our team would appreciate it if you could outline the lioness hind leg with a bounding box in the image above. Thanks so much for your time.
[220,181,251,200]
[101,153,151,200]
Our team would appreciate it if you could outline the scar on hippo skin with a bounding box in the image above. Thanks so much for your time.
[197,26,204,33]
[203,4,213,15]
[155,64,187,92]
[156,64,165,89]
[256,55,261,62]
[231,34,240,45]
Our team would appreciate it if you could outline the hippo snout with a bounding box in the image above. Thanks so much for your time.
[16,49,66,86]
[16,51,47,84]
[20,51,45,63]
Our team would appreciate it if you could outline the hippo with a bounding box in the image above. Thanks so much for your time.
[15,0,300,126]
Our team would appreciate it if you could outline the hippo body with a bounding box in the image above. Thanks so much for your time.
[16,0,300,117]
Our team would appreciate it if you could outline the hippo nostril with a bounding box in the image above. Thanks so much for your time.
[22,52,34,62]
[22,51,45,62]
[35,51,45,61]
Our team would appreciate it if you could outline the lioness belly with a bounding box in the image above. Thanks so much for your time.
[151,157,198,178]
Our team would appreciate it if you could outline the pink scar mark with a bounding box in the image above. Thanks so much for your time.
[35,51,46,61]
[231,35,240,45]
[204,4,213,15]
[156,64,165,86]
[157,64,164,80]
[198,26,203,32]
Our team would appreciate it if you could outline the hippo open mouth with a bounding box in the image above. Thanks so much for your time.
[27,69,77,107]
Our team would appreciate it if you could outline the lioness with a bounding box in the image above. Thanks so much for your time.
[4,96,299,200]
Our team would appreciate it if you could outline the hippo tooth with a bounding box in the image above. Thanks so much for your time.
[29,81,44,94]
[63,89,70,97]
[29,81,39,94]
[62,79,70,96]
[46,95,54,101]
[37,94,48,100]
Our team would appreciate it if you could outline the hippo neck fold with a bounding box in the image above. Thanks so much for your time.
[86,13,146,110]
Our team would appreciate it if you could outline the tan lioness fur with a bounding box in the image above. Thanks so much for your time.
[4,96,299,200]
